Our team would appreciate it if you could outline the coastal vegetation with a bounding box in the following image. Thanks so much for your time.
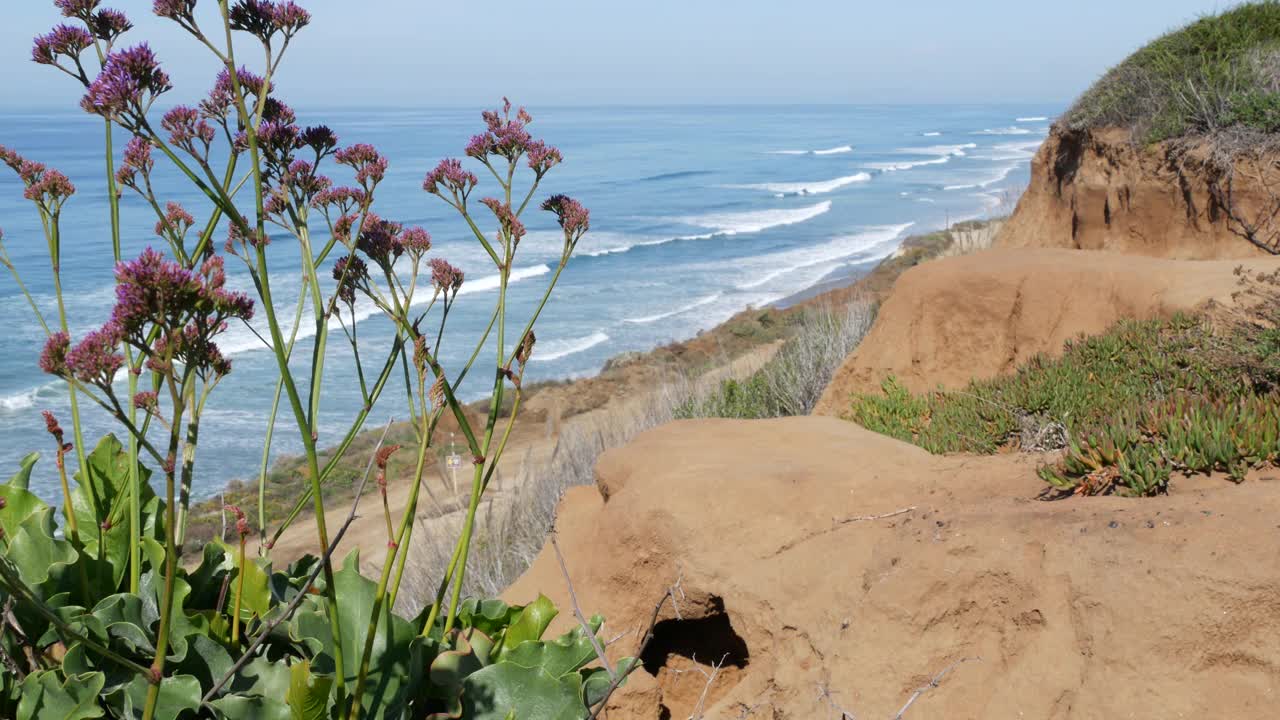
[0,1,626,718]
[1064,1,1280,142]
[844,270,1280,496]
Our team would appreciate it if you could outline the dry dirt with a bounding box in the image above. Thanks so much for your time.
[509,416,1280,719]
[814,247,1280,414]
[995,127,1277,259]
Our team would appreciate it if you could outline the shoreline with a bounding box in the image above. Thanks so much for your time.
[186,215,1008,546]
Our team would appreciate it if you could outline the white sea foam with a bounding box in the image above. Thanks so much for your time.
[733,223,915,291]
[730,173,870,196]
[973,126,1032,136]
[1016,116,1048,122]
[922,131,942,137]
[865,156,951,172]
[214,264,552,357]
[623,293,724,324]
[534,331,610,362]
[943,164,1018,191]
[766,145,853,156]
[677,201,832,237]
[897,143,977,158]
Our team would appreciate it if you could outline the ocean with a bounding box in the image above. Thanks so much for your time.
[0,104,1055,501]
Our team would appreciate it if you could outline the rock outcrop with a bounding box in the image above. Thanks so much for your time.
[996,127,1280,259]
[813,248,1280,415]
[508,417,1280,719]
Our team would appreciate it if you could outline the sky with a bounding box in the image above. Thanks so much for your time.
[0,0,1249,109]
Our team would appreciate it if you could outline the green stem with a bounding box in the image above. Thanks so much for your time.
[348,406,434,719]
[141,383,185,720]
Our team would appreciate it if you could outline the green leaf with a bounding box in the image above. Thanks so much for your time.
[217,539,272,620]
[208,694,292,720]
[460,662,587,720]
[289,551,417,719]
[5,451,39,490]
[286,660,334,720]
[3,507,78,597]
[108,674,201,720]
[71,435,155,592]
[16,670,105,720]
[0,483,47,546]
[494,594,557,661]
[503,619,604,679]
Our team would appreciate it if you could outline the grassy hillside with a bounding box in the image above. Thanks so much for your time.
[1064,1,1280,142]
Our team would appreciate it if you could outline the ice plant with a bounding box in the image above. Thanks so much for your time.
[0,2,610,719]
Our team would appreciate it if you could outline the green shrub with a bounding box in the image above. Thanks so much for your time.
[843,313,1280,496]
[1064,1,1280,142]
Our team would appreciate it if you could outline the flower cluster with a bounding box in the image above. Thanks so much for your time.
[312,186,366,215]
[224,504,251,538]
[335,144,388,190]
[65,324,125,385]
[87,8,132,43]
[41,410,72,456]
[422,158,477,201]
[0,145,77,212]
[400,226,431,256]
[429,258,464,295]
[154,201,195,242]
[541,194,590,249]
[332,254,368,305]
[468,98,534,162]
[479,197,526,245]
[161,105,216,158]
[109,249,254,378]
[229,0,311,42]
[355,213,404,266]
[31,24,94,66]
[201,66,272,121]
[115,135,154,189]
[152,0,196,22]
[81,43,172,123]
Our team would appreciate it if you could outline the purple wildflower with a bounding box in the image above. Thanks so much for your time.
[332,254,368,304]
[0,146,23,172]
[161,105,216,156]
[271,2,311,34]
[202,66,271,119]
[311,185,366,214]
[155,201,195,239]
[541,194,590,246]
[88,8,133,42]
[116,135,153,188]
[39,332,71,376]
[475,98,533,161]
[32,24,94,65]
[526,140,562,178]
[355,213,403,264]
[335,143,388,188]
[400,226,431,255]
[65,324,124,385]
[299,125,338,158]
[479,197,526,244]
[228,0,275,38]
[23,168,76,205]
[429,258,464,294]
[81,44,172,120]
[152,0,196,21]
[422,158,477,198]
[55,0,102,18]
[132,390,158,411]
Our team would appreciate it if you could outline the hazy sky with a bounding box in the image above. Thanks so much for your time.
[0,1,1245,108]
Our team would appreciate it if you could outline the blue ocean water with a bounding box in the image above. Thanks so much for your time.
[0,105,1055,501]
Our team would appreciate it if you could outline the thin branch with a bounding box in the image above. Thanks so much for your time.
[892,657,980,720]
[549,533,615,682]
[587,574,684,720]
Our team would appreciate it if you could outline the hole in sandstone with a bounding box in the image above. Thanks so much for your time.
[640,597,750,676]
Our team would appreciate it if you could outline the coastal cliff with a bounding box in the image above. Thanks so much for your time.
[995,126,1279,259]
